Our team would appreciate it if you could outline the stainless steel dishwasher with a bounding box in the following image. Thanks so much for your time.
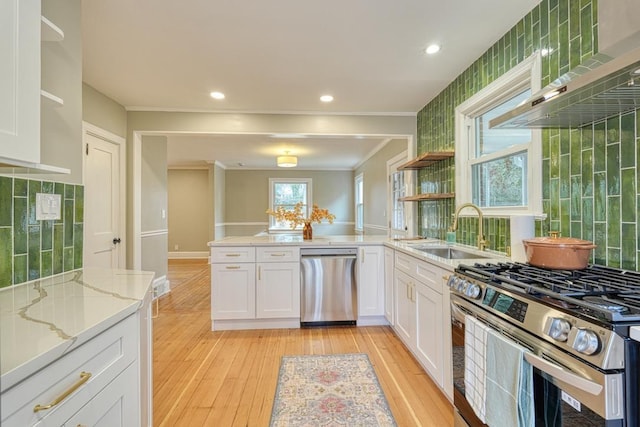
[300,247,357,327]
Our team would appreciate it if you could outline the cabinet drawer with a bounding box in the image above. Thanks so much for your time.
[256,246,300,263]
[394,252,415,277]
[1,315,137,427]
[395,251,443,294]
[210,246,255,263]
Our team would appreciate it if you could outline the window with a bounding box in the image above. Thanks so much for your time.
[455,53,542,216]
[269,178,312,230]
[355,173,364,232]
[390,169,405,232]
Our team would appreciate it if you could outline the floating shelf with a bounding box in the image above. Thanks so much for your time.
[41,16,64,42]
[399,193,455,202]
[398,151,454,170]
[41,90,64,106]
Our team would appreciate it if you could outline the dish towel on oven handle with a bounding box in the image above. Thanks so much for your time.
[485,327,535,427]
[464,315,489,423]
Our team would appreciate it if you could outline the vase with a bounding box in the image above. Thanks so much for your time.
[303,222,313,240]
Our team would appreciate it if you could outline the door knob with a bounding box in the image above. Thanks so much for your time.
[113,237,122,244]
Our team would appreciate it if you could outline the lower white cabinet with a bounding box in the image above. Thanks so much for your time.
[358,246,385,321]
[211,263,256,320]
[256,261,300,318]
[391,249,452,399]
[384,247,394,325]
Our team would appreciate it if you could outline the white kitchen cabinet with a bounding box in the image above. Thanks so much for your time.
[384,247,395,325]
[358,245,385,323]
[211,263,256,320]
[256,261,300,318]
[415,280,444,385]
[0,0,41,164]
[63,362,138,427]
[394,269,415,346]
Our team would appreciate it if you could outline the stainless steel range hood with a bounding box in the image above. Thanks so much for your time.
[490,46,640,129]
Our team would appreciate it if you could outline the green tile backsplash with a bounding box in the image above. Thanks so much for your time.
[0,177,84,288]
[416,0,638,270]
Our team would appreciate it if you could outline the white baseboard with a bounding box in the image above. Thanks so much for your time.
[168,251,209,259]
[152,275,170,299]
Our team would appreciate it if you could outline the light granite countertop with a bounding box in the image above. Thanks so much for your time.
[208,235,511,271]
[0,268,154,391]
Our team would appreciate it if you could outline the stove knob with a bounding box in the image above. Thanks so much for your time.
[547,318,571,342]
[447,275,457,289]
[456,279,466,293]
[572,329,600,355]
[464,283,481,299]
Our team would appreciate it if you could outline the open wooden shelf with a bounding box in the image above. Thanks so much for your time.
[399,193,455,202]
[398,151,454,170]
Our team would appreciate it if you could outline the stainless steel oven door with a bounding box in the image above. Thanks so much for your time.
[450,294,625,426]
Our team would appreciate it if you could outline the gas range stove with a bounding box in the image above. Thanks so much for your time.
[448,262,640,371]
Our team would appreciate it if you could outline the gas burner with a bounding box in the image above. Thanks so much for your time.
[583,296,630,313]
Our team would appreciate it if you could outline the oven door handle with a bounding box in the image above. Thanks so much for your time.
[524,353,603,395]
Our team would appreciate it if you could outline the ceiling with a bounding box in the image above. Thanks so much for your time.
[81,0,540,169]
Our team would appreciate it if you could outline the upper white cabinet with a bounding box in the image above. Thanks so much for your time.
[0,0,41,164]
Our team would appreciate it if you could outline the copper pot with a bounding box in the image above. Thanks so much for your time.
[522,232,596,270]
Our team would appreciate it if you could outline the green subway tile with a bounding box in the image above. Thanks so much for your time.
[550,134,560,178]
[559,22,569,71]
[571,221,582,239]
[53,223,63,274]
[74,224,83,269]
[13,197,27,255]
[593,222,606,264]
[75,185,84,223]
[0,228,12,287]
[558,0,568,23]
[607,116,620,143]
[593,121,606,171]
[0,177,12,227]
[41,250,53,278]
[64,199,74,247]
[582,198,593,241]
[622,224,636,270]
[550,178,560,220]
[541,0,549,35]
[569,0,580,39]
[14,254,27,284]
[570,36,581,70]
[28,180,41,225]
[64,184,74,200]
[63,247,74,272]
[560,154,570,198]
[621,112,635,168]
[42,220,53,251]
[14,178,27,197]
[581,4,593,54]
[581,126,593,149]
[28,225,40,281]
[542,159,550,199]
[593,172,606,221]
[608,248,621,268]
[560,129,570,154]
[54,182,64,196]
[542,129,551,158]
[560,199,570,237]
[42,181,53,194]
[621,169,636,222]
[607,196,620,248]
[570,176,581,221]
[570,129,581,174]
[581,149,593,196]
[606,143,620,195]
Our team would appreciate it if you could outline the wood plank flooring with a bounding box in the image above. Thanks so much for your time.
[154,259,454,426]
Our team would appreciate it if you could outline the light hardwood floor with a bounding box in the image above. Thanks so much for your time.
[153,259,454,426]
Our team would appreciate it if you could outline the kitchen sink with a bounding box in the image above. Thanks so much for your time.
[412,246,489,259]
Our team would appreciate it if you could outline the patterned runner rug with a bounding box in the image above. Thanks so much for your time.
[270,353,397,427]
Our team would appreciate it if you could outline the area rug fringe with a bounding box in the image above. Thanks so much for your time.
[270,353,397,427]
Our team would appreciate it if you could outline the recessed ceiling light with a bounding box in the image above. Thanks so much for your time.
[210,91,225,100]
[320,95,334,102]
[425,44,440,55]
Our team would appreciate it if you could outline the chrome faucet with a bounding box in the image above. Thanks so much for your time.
[450,203,489,251]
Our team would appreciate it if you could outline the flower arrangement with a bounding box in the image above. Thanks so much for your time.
[266,202,336,229]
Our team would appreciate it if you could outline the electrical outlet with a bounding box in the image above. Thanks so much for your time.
[36,193,61,220]
[174,244,179,250]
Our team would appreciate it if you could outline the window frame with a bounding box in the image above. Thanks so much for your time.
[454,52,544,218]
[268,177,312,232]
[354,173,364,232]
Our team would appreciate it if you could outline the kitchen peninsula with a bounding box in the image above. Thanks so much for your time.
[0,268,154,427]
[209,234,509,401]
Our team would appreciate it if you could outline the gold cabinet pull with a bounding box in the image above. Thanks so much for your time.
[34,371,92,412]
[225,266,241,270]
[225,253,241,257]
[270,253,286,257]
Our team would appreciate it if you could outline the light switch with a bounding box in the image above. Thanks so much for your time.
[36,193,62,220]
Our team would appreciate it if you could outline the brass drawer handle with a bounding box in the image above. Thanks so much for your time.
[34,371,92,412]
[225,266,241,270]
[270,253,286,257]
[225,253,241,257]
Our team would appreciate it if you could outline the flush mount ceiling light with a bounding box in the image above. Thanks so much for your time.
[277,151,298,168]
[210,91,225,100]
[320,95,334,102]
[425,44,441,55]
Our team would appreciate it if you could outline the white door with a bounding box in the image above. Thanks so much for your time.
[83,124,124,268]
[387,153,409,237]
